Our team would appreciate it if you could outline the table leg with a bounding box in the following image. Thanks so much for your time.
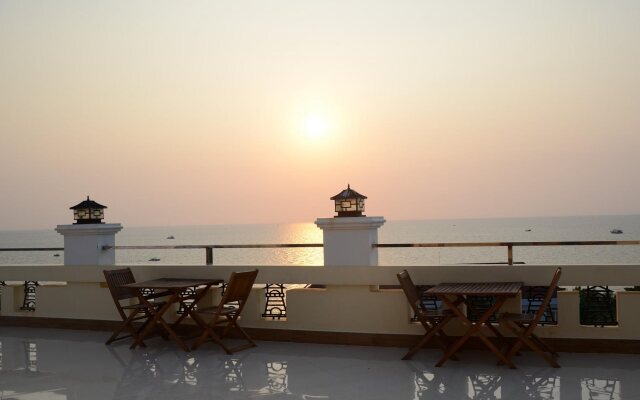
[173,284,212,329]
[436,295,516,369]
[470,296,516,369]
[132,291,192,352]
[403,314,454,360]
[464,298,508,345]
[131,291,176,349]
[435,295,473,367]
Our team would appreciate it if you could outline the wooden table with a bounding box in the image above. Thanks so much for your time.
[123,278,223,352]
[425,282,523,368]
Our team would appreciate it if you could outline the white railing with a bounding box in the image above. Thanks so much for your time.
[1,264,640,341]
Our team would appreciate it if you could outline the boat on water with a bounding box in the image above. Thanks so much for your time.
[149,257,161,262]
[166,235,175,239]
[610,229,623,234]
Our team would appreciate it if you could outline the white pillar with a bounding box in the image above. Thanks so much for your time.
[315,217,385,266]
[55,224,123,266]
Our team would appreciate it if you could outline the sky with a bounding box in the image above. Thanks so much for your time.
[1,1,639,230]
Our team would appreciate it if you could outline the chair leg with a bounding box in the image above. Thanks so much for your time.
[106,310,145,346]
[105,325,130,345]
[434,334,458,361]
[403,317,449,360]
[192,310,256,354]
[519,333,560,368]
[192,322,234,354]
[226,322,257,353]
[191,329,209,350]
[432,319,459,361]
[500,321,560,368]
[106,318,128,345]
[499,321,525,366]
[530,332,559,358]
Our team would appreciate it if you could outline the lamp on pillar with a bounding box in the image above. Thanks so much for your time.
[330,184,366,217]
[316,185,384,266]
[70,196,106,224]
[56,197,121,266]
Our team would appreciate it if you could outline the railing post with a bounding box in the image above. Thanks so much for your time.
[315,216,386,266]
[508,245,513,265]
[205,247,213,265]
[55,223,122,265]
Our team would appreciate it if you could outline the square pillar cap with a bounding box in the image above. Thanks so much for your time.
[55,223,123,236]
[315,216,385,230]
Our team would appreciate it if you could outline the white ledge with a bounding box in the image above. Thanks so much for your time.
[315,216,386,230]
[55,223,123,236]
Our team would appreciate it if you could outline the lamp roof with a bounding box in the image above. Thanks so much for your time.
[330,185,367,200]
[70,196,107,210]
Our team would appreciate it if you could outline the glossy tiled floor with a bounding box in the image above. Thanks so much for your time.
[0,327,638,399]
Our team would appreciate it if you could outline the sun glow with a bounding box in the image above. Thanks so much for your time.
[303,114,329,138]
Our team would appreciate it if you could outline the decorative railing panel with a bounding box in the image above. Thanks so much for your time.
[262,284,286,320]
[176,287,197,315]
[411,285,439,321]
[580,286,617,326]
[466,296,498,323]
[20,281,39,311]
[521,286,558,325]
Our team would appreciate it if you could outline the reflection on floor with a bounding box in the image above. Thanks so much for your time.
[0,327,638,399]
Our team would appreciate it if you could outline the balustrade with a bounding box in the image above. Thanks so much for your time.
[1,264,639,347]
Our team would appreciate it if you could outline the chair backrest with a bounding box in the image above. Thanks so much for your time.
[103,268,138,301]
[533,267,562,323]
[397,270,422,315]
[220,269,259,309]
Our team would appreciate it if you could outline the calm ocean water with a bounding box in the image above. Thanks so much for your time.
[1,215,639,266]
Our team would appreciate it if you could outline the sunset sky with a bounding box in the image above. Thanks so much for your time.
[1,1,639,230]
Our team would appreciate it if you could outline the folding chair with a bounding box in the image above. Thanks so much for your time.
[499,267,562,368]
[103,268,171,346]
[397,270,456,360]
[191,269,259,354]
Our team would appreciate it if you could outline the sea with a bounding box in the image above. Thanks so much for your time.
[1,215,639,266]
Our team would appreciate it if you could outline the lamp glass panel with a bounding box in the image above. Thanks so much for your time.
[77,209,89,218]
[91,209,103,218]
[345,200,358,211]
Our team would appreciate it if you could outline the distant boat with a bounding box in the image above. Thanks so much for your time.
[53,253,60,257]
[525,229,532,232]
[149,257,161,262]
[166,236,175,239]
[610,229,623,234]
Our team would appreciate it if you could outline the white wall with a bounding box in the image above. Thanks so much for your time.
[1,264,640,340]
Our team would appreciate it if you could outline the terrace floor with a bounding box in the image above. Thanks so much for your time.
[0,327,638,399]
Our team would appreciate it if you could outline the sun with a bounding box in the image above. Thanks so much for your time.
[303,114,329,138]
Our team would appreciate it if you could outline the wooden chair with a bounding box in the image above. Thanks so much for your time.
[103,268,171,346]
[499,267,562,368]
[191,269,259,354]
[397,270,456,360]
